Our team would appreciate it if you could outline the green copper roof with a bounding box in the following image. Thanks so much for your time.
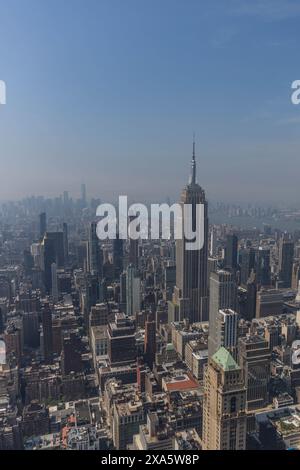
[211,347,240,371]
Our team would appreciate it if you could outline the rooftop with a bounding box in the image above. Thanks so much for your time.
[211,347,240,371]
[162,373,199,392]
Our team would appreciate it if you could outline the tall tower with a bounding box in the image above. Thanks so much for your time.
[129,215,139,269]
[113,233,124,280]
[41,304,53,364]
[279,236,294,288]
[171,140,209,323]
[211,308,238,360]
[202,347,247,450]
[42,232,64,294]
[256,247,271,287]
[240,247,256,287]
[51,262,58,302]
[296,280,300,303]
[292,261,300,289]
[126,264,141,316]
[225,234,238,271]
[87,221,103,277]
[238,335,271,411]
[208,269,237,357]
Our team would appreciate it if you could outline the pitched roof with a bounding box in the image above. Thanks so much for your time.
[211,347,240,371]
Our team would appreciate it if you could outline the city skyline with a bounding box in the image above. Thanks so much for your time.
[1,1,300,456]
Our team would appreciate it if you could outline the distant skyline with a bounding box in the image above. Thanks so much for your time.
[1,0,300,204]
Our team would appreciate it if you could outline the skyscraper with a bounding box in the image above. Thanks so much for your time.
[225,234,238,271]
[209,227,217,257]
[51,262,58,302]
[164,264,176,301]
[107,313,136,366]
[213,308,238,359]
[240,247,256,287]
[22,312,40,348]
[126,264,141,316]
[41,304,53,364]
[113,233,123,280]
[292,261,300,290]
[279,236,294,288]
[208,270,237,357]
[171,141,209,323]
[202,347,247,450]
[87,221,103,277]
[42,232,64,293]
[129,215,139,269]
[238,335,271,411]
[119,271,127,311]
[256,247,271,287]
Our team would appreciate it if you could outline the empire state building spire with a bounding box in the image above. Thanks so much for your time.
[189,135,196,185]
[171,137,209,324]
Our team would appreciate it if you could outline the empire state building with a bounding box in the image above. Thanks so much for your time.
[168,141,209,323]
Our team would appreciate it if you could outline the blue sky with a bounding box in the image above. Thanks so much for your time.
[0,0,300,204]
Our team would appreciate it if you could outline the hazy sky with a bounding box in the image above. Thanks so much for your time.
[0,0,300,204]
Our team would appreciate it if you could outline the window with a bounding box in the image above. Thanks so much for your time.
[230,396,236,413]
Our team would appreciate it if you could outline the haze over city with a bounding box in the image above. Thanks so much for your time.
[1,0,300,459]
[1,0,300,203]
